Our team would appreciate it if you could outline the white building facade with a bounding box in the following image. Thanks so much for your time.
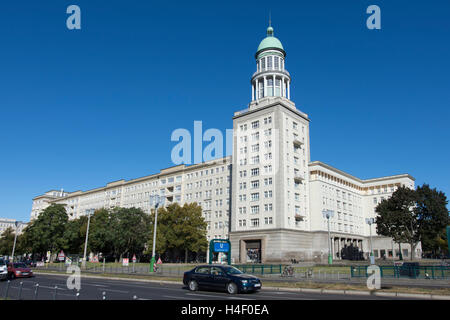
[30,25,420,262]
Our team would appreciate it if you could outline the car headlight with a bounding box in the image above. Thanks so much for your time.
[241,280,248,284]
[16,271,21,274]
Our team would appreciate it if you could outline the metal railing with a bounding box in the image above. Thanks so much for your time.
[350,265,450,279]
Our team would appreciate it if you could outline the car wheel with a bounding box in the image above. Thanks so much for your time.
[188,280,198,291]
[226,282,238,295]
[10,273,15,280]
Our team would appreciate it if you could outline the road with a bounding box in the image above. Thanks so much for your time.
[0,273,423,300]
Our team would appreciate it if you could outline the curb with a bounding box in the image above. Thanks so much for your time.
[35,272,450,300]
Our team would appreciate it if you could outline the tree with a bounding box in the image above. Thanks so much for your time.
[62,216,88,254]
[376,184,450,260]
[0,227,16,256]
[89,208,114,256]
[109,207,152,260]
[414,184,450,254]
[376,186,418,260]
[20,204,69,257]
[147,203,207,262]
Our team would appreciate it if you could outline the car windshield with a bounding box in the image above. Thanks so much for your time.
[14,263,27,268]
[223,266,243,275]
[0,259,5,266]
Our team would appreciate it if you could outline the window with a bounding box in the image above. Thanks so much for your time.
[251,121,259,129]
[251,180,260,189]
[274,56,279,69]
[251,193,259,201]
[267,56,272,69]
[251,168,259,176]
[264,217,273,225]
[251,205,260,214]
[264,203,273,211]
[261,57,266,70]
[251,218,260,227]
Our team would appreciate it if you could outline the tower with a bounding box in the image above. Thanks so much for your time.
[229,24,312,263]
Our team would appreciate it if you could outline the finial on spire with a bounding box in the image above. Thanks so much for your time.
[267,11,274,36]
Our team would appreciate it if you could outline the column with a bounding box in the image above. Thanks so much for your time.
[252,82,255,101]
[263,76,267,98]
[287,80,291,99]
[281,77,285,98]
[273,75,276,97]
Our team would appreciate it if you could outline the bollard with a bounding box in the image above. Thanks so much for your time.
[102,291,106,300]
[103,258,105,273]
[4,280,10,299]
[133,295,138,300]
[18,282,23,300]
[53,285,58,300]
[76,292,80,300]
[34,283,39,300]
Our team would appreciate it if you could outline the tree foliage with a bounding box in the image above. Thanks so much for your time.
[0,227,16,256]
[376,184,449,259]
[146,203,207,262]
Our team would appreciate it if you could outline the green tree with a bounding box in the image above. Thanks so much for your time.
[147,203,207,262]
[0,227,16,256]
[62,216,88,254]
[89,208,114,256]
[110,207,152,260]
[376,186,418,260]
[376,184,450,260]
[21,204,69,257]
[414,184,450,254]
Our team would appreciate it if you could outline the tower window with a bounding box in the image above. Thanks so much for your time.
[267,56,272,70]
[274,57,279,70]
[261,58,266,71]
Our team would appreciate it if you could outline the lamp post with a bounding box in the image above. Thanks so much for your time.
[366,218,375,264]
[149,194,165,273]
[11,221,20,262]
[322,210,334,265]
[82,208,94,268]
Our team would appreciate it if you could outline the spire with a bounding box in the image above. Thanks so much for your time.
[267,12,274,37]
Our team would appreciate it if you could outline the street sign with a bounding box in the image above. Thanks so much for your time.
[91,255,99,263]
[122,258,129,266]
[157,257,162,264]
[58,251,65,261]
[214,242,230,253]
[65,257,72,266]
[132,254,136,263]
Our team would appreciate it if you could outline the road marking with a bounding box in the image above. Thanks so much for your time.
[101,288,129,294]
[185,292,255,300]
[163,295,201,300]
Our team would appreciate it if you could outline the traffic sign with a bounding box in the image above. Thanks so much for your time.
[157,257,162,264]
[58,250,65,261]
[132,254,136,263]
[91,255,99,263]
[122,258,129,266]
[214,242,230,253]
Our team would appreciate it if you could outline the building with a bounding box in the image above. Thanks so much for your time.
[30,24,420,262]
[0,218,27,236]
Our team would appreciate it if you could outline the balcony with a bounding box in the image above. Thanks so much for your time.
[293,138,304,148]
[295,213,305,222]
[294,173,305,184]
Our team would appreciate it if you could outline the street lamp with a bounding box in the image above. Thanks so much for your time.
[322,209,334,265]
[11,221,20,262]
[82,208,94,268]
[366,218,375,264]
[149,194,165,273]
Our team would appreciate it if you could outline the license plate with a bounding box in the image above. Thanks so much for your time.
[254,283,261,287]
[22,273,28,275]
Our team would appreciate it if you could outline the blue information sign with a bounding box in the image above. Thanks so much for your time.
[214,242,230,253]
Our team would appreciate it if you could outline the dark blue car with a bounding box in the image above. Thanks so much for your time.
[183,264,262,294]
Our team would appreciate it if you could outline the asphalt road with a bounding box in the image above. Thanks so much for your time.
[0,274,419,300]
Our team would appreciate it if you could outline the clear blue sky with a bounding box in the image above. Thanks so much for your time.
[1,0,449,221]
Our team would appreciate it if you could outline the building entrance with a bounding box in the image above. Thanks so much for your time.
[245,240,261,263]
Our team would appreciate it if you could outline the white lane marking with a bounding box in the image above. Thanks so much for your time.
[186,292,255,300]
[138,298,151,300]
[101,288,129,294]
[163,295,201,300]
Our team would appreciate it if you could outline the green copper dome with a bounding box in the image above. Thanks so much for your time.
[256,26,285,57]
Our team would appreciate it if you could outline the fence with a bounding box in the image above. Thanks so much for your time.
[350,265,450,279]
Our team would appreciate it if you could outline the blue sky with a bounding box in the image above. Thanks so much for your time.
[1,0,449,221]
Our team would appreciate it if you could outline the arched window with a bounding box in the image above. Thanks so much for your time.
[274,57,279,70]
[267,78,273,96]
[261,58,266,71]
[267,56,273,70]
